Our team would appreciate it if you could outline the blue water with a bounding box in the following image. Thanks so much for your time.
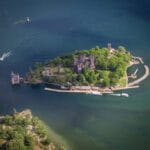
[0,0,150,150]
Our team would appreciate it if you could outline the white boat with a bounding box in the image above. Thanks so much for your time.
[26,17,30,23]
[86,91,102,95]
[121,93,129,97]
[109,93,129,97]
[109,93,121,96]
[0,51,11,61]
[91,91,103,95]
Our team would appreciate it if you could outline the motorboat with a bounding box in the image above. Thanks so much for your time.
[109,93,129,97]
[121,93,129,97]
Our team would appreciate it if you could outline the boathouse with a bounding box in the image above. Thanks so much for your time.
[11,72,20,85]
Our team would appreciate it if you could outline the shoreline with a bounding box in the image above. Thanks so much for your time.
[21,55,149,94]
[44,85,140,94]
[44,57,149,94]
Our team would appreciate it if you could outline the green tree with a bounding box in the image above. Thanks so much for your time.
[115,67,125,77]
[53,57,62,66]
[15,118,30,127]
[24,135,33,148]
[77,74,86,83]
[34,62,42,69]
[102,77,110,87]
[6,139,26,150]
[118,46,126,53]
[41,137,51,146]
[3,115,13,126]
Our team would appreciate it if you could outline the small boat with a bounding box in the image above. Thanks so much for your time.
[121,93,129,97]
[26,17,30,23]
[109,93,121,96]
[86,91,102,95]
[109,93,129,97]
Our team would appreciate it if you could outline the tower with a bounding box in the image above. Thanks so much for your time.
[108,43,112,50]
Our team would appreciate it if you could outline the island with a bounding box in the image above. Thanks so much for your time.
[0,109,66,150]
[25,44,149,94]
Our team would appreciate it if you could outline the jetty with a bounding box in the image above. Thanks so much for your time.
[128,65,149,87]
[112,85,140,91]
[132,56,144,64]
[44,87,113,94]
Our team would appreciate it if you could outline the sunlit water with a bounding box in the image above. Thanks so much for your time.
[0,0,150,150]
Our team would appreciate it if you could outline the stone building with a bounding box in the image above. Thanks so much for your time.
[57,65,62,74]
[42,68,53,77]
[73,54,95,73]
[11,72,20,85]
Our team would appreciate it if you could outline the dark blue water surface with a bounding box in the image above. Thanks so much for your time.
[0,0,150,150]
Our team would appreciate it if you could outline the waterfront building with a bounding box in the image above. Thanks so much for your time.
[11,72,20,85]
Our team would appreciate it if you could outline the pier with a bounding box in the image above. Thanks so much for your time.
[128,65,149,87]
[44,87,113,94]
[132,56,144,64]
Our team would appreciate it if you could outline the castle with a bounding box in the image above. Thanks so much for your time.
[73,54,95,73]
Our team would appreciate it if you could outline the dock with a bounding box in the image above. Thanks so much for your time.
[44,87,113,94]
[128,65,149,87]
[132,56,144,64]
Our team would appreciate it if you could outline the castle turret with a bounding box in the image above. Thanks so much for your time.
[108,43,115,53]
[108,43,112,50]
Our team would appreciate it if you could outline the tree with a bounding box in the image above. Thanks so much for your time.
[24,135,33,148]
[41,137,51,146]
[53,57,62,66]
[118,46,126,53]
[115,67,125,77]
[15,118,30,127]
[108,56,118,71]
[5,139,26,150]
[87,71,97,84]
[62,58,72,67]
[6,129,24,141]
[77,74,86,83]
[3,115,13,125]
[99,71,110,87]
[102,77,110,87]
[34,62,42,69]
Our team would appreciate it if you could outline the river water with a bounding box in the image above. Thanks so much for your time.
[0,0,150,150]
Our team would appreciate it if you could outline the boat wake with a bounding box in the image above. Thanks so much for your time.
[0,51,12,61]
[14,17,31,25]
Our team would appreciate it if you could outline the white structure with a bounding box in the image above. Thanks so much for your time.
[108,43,115,53]
[11,72,20,85]
[42,68,53,77]
[26,17,30,23]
